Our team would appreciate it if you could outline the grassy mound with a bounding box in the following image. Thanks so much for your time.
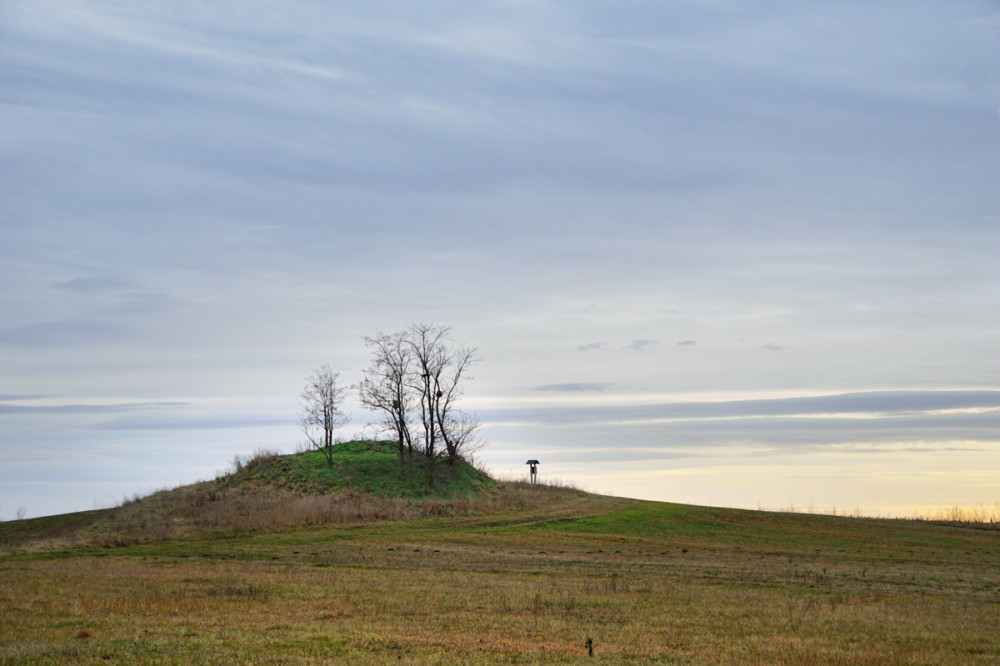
[229,440,496,498]
[0,442,504,549]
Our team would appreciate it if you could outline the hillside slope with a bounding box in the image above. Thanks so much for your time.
[0,440,498,548]
[2,479,999,663]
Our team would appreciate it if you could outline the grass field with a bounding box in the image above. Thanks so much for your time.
[1,445,998,664]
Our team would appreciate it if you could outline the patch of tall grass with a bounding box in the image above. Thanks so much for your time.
[755,500,1000,528]
[54,480,577,548]
[227,447,282,475]
[913,502,1000,528]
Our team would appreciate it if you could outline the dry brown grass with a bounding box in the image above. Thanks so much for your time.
[3,486,999,663]
[758,501,1000,528]
[915,503,1000,528]
[2,513,998,664]
[24,481,567,549]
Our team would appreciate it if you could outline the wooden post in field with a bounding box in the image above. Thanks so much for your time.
[526,459,539,485]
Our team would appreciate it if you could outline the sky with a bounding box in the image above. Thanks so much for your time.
[2,1,999,519]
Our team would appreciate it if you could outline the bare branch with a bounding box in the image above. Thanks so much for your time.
[299,364,349,469]
[357,323,484,488]
[360,331,414,471]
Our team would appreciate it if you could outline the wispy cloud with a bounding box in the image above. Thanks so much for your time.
[624,339,659,352]
[577,342,607,352]
[485,390,1000,430]
[0,400,187,417]
[54,276,132,293]
[87,416,288,431]
[482,390,1000,470]
[0,319,125,347]
[952,11,1000,27]
[532,383,614,393]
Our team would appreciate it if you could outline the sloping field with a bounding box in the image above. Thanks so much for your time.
[2,483,998,664]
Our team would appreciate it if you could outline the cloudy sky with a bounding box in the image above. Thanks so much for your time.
[3,1,999,519]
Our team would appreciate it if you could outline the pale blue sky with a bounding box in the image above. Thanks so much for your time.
[2,1,999,518]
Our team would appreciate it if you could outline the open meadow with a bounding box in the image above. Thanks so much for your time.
[1,445,998,664]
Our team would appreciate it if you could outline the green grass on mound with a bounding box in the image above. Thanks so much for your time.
[228,440,496,498]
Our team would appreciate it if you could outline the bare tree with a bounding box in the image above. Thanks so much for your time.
[359,330,414,474]
[357,323,482,489]
[299,365,349,469]
[409,323,447,487]
[432,343,479,464]
[408,323,480,485]
[440,410,484,463]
